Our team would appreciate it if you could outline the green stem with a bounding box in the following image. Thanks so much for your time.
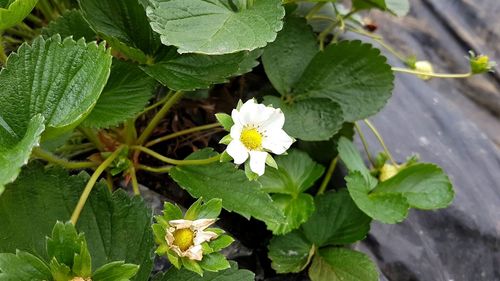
[4,27,34,39]
[137,164,173,173]
[78,127,105,151]
[391,67,472,79]
[317,157,338,195]
[137,91,184,145]
[124,119,137,145]
[37,0,57,21]
[18,22,36,37]
[145,123,221,147]
[32,147,97,169]
[354,122,375,167]
[27,14,45,27]
[70,146,125,225]
[0,33,7,65]
[306,2,326,19]
[363,119,398,166]
[132,145,220,166]
[129,166,140,195]
[140,93,172,115]
[4,36,23,44]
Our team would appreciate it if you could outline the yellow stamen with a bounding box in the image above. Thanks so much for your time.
[173,228,194,251]
[240,127,263,150]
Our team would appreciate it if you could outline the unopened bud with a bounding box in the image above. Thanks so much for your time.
[414,61,434,80]
[379,164,399,182]
[469,51,496,74]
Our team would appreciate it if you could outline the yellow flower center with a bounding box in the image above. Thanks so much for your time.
[240,128,262,150]
[173,228,195,251]
[477,55,489,64]
[71,278,91,281]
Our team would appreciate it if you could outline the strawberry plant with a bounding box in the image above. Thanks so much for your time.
[0,0,495,280]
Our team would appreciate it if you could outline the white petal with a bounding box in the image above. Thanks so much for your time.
[262,129,294,155]
[231,109,242,126]
[194,230,218,245]
[249,151,268,176]
[170,245,183,257]
[185,245,203,261]
[260,108,285,131]
[226,140,249,164]
[166,229,175,245]
[239,100,273,125]
[169,219,192,229]
[229,123,243,139]
[191,219,216,231]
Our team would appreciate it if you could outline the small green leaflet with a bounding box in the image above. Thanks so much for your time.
[0,0,38,31]
[146,0,285,54]
[83,59,157,128]
[267,231,314,274]
[0,35,112,194]
[337,136,378,188]
[169,149,286,224]
[259,149,324,234]
[309,247,379,281]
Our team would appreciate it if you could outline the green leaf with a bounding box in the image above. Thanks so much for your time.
[353,0,410,16]
[268,230,314,274]
[337,137,377,189]
[41,9,96,41]
[346,171,409,224]
[92,261,139,281]
[0,115,44,195]
[0,250,52,280]
[302,190,371,246]
[0,35,112,193]
[141,47,256,91]
[0,0,37,31]
[46,221,86,268]
[259,149,325,195]
[215,113,233,131]
[153,261,254,281]
[0,163,154,281]
[169,149,285,224]
[263,96,343,141]
[267,193,315,235]
[297,123,354,165]
[199,252,230,272]
[181,258,203,276]
[147,0,285,55]
[309,248,378,281]
[196,198,223,220]
[294,40,394,121]
[83,59,156,128]
[374,163,454,209]
[79,0,160,62]
[262,16,318,95]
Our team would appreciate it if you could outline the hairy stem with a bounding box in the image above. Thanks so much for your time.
[363,119,398,166]
[317,157,338,195]
[70,146,125,225]
[137,91,184,145]
[145,123,221,147]
[132,145,220,166]
[32,147,97,169]
[391,67,472,79]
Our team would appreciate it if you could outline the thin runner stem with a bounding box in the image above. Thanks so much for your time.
[129,166,140,195]
[391,67,472,79]
[145,123,221,147]
[131,145,220,166]
[363,119,398,166]
[32,147,97,169]
[354,122,375,167]
[317,157,338,195]
[137,164,173,173]
[70,146,125,225]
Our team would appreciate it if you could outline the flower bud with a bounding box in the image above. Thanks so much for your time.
[379,164,399,182]
[469,51,496,74]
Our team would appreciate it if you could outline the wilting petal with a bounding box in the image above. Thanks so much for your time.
[249,151,268,176]
[168,219,192,229]
[194,230,218,245]
[166,228,175,245]
[226,140,249,164]
[185,245,203,261]
[192,218,216,230]
[262,129,294,155]
[170,245,183,257]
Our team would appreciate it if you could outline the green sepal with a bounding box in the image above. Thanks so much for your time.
[244,162,260,181]
[185,198,222,220]
[199,252,230,272]
[265,154,278,170]
[219,135,233,145]
[72,240,92,277]
[167,249,181,269]
[92,261,139,281]
[208,234,234,252]
[46,221,86,269]
[201,242,214,255]
[181,257,204,276]
[215,113,234,131]
[49,258,73,281]
[161,202,183,223]
[219,150,233,162]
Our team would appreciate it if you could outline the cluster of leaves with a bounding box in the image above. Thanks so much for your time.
[0,0,466,280]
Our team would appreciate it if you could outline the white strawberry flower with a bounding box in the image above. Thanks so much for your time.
[226,99,294,176]
[166,219,218,261]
